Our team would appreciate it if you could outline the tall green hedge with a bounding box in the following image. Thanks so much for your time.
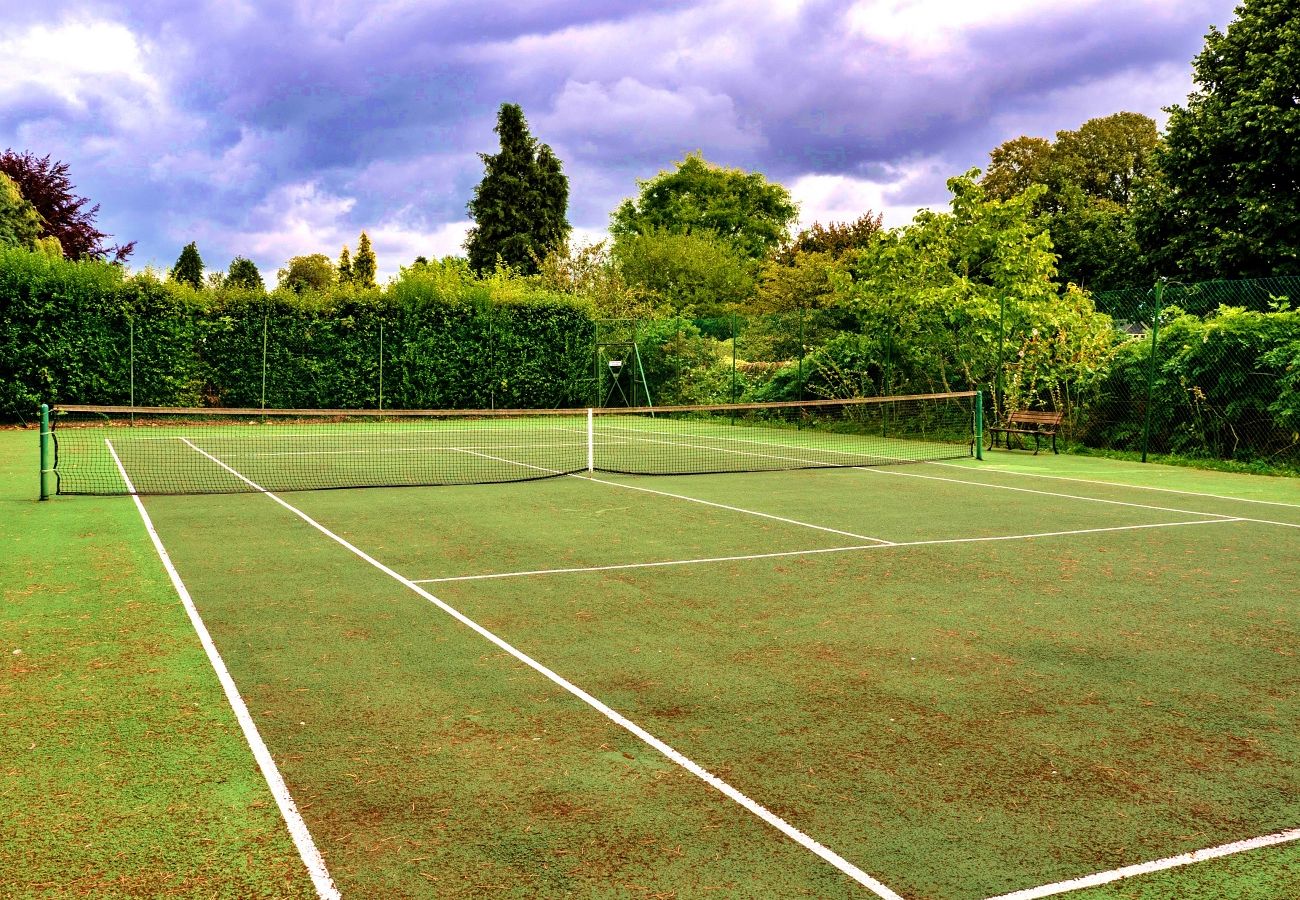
[0,249,596,419]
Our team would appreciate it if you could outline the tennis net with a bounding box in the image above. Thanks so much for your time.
[48,392,978,496]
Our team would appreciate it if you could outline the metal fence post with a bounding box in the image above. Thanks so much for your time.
[1141,279,1165,463]
[378,320,384,410]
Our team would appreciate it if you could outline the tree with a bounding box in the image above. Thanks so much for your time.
[353,231,377,287]
[0,150,133,261]
[0,172,42,249]
[465,103,571,275]
[170,242,204,289]
[1135,0,1300,278]
[613,229,756,319]
[981,113,1158,289]
[611,152,798,261]
[777,213,883,265]
[277,254,335,293]
[337,245,353,284]
[227,256,264,291]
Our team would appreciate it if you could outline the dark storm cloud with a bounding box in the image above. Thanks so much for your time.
[0,1,1237,276]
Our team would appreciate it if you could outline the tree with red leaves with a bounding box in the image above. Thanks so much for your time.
[0,150,134,262]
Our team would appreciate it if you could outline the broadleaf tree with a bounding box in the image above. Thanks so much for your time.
[610,152,798,261]
[0,150,133,261]
[0,172,42,249]
[227,256,264,291]
[465,103,571,275]
[1135,0,1300,277]
[277,254,335,293]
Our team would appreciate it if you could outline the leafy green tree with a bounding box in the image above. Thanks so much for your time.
[779,213,884,263]
[227,256,264,291]
[353,231,377,287]
[536,241,651,319]
[337,245,353,284]
[613,229,756,319]
[611,152,798,261]
[276,254,335,293]
[170,241,204,289]
[0,149,133,261]
[1135,0,1300,278]
[982,113,1157,289]
[0,172,42,249]
[465,103,571,275]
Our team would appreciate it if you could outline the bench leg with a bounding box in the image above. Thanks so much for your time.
[1032,433,1040,455]
[1052,432,1058,454]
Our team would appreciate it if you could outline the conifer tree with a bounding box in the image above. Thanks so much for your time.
[338,245,353,284]
[171,241,204,289]
[353,232,377,286]
[465,103,571,275]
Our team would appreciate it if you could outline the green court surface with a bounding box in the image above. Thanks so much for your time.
[4,428,1298,898]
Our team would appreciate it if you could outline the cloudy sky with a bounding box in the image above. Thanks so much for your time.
[2,0,1239,280]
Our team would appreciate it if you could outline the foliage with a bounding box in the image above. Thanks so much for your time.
[535,241,657,319]
[465,103,571,275]
[353,232,377,287]
[778,213,883,262]
[610,152,798,261]
[337,245,353,283]
[612,229,756,320]
[0,172,42,249]
[1134,1,1300,279]
[981,113,1158,290]
[170,242,204,289]
[0,149,133,262]
[226,256,264,291]
[277,253,335,293]
[1086,306,1300,463]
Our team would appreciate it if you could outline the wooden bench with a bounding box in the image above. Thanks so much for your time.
[988,410,1064,455]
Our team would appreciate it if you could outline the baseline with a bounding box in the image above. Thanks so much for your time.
[413,518,1241,584]
[986,825,1300,900]
[178,438,905,900]
[104,440,339,900]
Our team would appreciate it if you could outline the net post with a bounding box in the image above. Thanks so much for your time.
[586,408,595,473]
[974,390,984,460]
[39,403,52,500]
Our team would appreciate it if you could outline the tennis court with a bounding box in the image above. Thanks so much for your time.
[35,399,1300,898]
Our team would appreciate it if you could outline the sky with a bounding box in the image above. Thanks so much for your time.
[1,0,1241,281]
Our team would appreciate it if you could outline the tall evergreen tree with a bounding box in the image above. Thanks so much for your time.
[353,232,377,287]
[227,256,264,291]
[171,241,204,289]
[338,245,353,284]
[465,103,571,275]
[1135,0,1300,277]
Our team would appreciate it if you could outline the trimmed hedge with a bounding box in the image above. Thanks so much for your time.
[0,249,596,419]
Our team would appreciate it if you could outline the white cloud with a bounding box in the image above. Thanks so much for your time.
[844,0,1104,56]
[790,160,948,232]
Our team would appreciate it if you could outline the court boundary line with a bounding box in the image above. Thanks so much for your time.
[854,466,1300,530]
[178,437,905,900]
[927,460,1300,510]
[104,439,339,900]
[413,518,1241,584]
[985,825,1300,899]
[455,448,894,545]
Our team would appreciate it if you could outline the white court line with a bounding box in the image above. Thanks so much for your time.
[927,460,1300,510]
[986,826,1300,899]
[178,437,904,900]
[104,440,339,900]
[455,448,894,545]
[855,466,1300,530]
[412,518,1241,584]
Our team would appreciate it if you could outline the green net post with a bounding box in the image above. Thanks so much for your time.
[39,403,52,501]
[974,390,984,460]
[1141,279,1164,463]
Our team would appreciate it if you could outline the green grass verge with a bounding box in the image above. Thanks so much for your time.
[0,428,315,898]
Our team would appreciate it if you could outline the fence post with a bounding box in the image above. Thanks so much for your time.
[995,294,1007,420]
[974,390,984,460]
[260,307,269,414]
[797,308,805,401]
[39,403,52,500]
[730,314,737,405]
[128,318,135,426]
[1141,279,1165,463]
[378,320,384,410]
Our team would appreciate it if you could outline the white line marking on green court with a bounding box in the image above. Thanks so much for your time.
[105,439,340,900]
[414,518,1240,584]
[855,466,1300,529]
[179,438,905,900]
[986,826,1300,899]
[927,460,1300,509]
[456,448,895,545]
